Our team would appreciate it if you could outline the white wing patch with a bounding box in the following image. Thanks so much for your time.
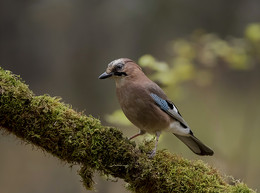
[168,121,190,136]
[171,104,178,114]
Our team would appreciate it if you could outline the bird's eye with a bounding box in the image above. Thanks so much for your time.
[116,64,123,71]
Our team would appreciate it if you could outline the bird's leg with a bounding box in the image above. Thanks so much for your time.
[149,131,161,158]
[128,130,146,140]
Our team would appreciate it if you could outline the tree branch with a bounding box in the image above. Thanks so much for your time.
[0,67,253,192]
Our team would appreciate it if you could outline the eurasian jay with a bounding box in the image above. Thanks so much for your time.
[99,58,214,157]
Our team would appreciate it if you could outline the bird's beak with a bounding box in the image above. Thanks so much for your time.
[98,72,113,79]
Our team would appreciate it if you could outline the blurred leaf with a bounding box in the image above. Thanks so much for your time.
[226,48,250,70]
[245,23,260,42]
[172,58,195,81]
[211,40,231,57]
[139,54,169,72]
[105,109,131,126]
[139,54,156,67]
[151,69,175,85]
[172,39,195,59]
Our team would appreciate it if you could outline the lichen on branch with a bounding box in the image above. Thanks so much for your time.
[0,67,254,192]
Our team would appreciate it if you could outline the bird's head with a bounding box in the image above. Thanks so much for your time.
[99,58,142,81]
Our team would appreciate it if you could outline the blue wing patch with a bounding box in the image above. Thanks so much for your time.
[150,93,179,114]
[150,93,188,128]
[150,93,169,111]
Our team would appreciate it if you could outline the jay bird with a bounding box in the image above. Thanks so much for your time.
[99,58,214,157]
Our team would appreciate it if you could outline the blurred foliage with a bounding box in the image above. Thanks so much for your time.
[106,23,260,126]
[105,109,131,126]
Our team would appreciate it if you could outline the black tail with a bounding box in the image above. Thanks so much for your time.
[174,133,214,156]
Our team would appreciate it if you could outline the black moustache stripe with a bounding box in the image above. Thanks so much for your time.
[114,72,127,76]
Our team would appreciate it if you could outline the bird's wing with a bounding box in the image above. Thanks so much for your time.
[150,93,189,128]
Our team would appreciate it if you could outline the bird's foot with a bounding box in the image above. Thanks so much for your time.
[148,149,156,158]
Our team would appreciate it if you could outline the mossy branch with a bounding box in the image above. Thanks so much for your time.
[0,67,254,193]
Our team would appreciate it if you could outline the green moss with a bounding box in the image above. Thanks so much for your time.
[79,165,95,190]
[0,67,255,192]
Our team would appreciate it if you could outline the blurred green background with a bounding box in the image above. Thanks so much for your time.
[0,1,260,192]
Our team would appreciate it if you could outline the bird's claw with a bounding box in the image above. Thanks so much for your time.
[148,149,156,158]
